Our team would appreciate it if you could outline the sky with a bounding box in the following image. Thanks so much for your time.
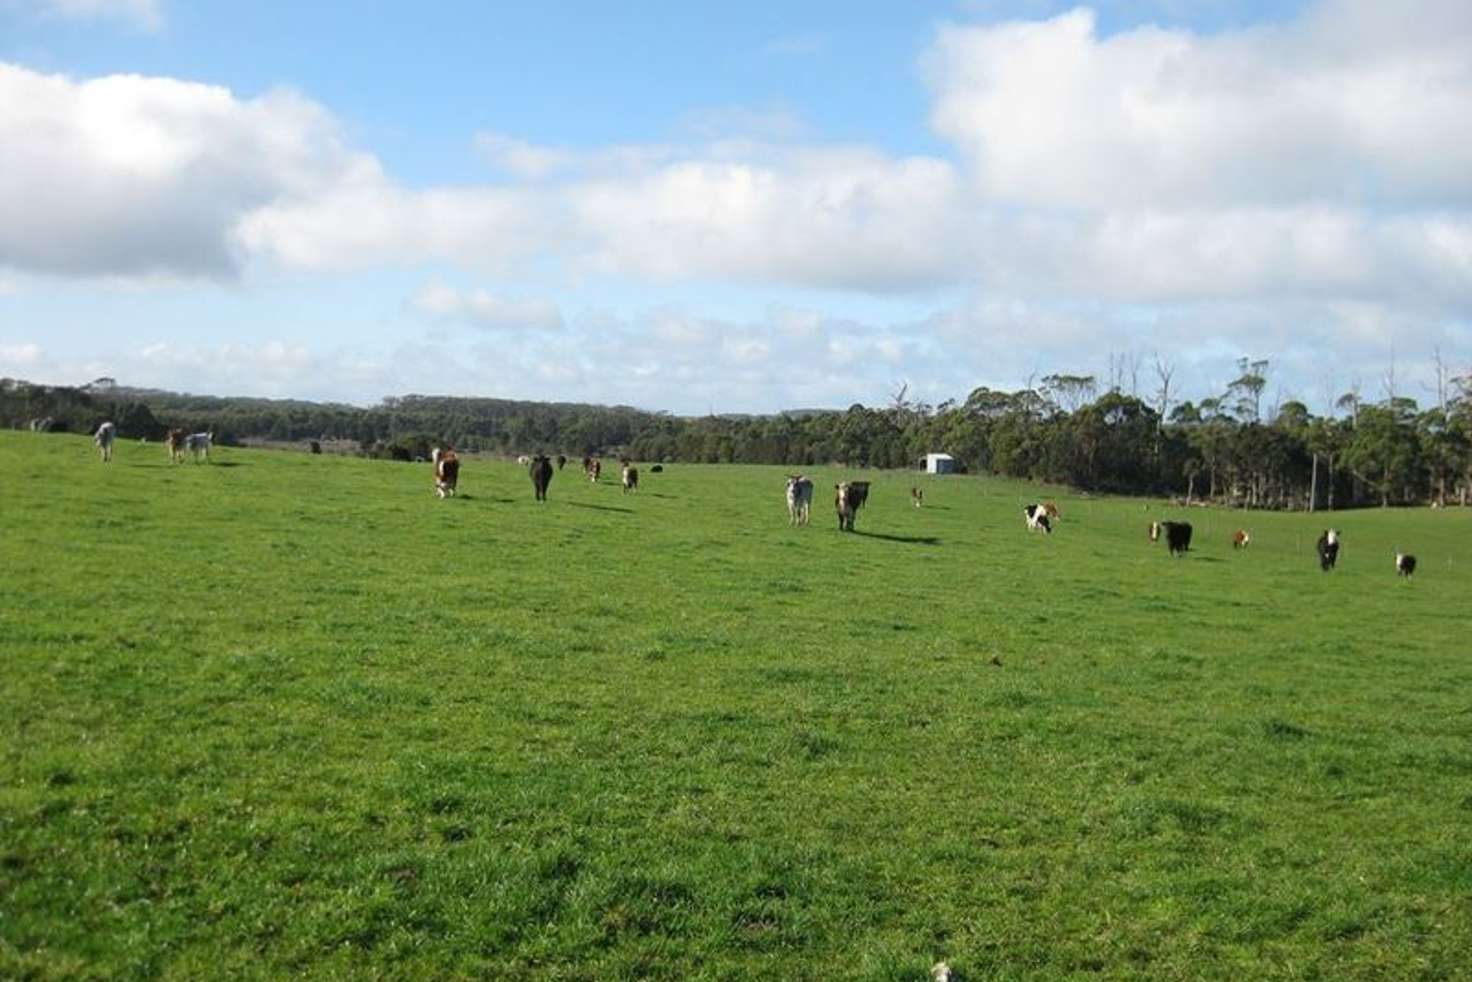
[1,0,1469,415]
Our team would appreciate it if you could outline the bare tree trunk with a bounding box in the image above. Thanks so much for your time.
[1309,453,1319,512]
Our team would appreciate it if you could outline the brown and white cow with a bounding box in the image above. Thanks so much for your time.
[910,487,924,508]
[1041,500,1060,521]
[621,461,639,493]
[432,447,460,498]
[530,454,554,501]
[584,457,602,483]
[166,428,187,463]
[1232,529,1251,549]
[835,481,870,532]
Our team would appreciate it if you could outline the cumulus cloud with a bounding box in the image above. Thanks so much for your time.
[0,63,370,279]
[410,281,563,331]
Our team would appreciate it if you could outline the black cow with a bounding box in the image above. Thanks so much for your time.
[1395,551,1416,578]
[650,464,664,473]
[835,481,870,532]
[1150,520,1192,556]
[557,454,567,470]
[1317,529,1340,571]
[530,455,554,501]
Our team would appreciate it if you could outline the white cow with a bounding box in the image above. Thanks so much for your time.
[785,475,814,525]
[184,432,213,461]
[93,421,116,462]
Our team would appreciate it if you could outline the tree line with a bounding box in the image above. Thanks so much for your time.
[6,359,1471,509]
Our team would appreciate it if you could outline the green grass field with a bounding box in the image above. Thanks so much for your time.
[3,431,1470,980]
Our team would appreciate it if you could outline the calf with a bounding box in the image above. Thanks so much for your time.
[911,487,924,508]
[557,454,567,470]
[166,428,186,463]
[1023,503,1052,534]
[1395,552,1416,578]
[1232,529,1251,550]
[1149,520,1192,556]
[93,421,116,462]
[184,432,212,462]
[431,447,459,498]
[785,475,814,525]
[530,454,554,501]
[834,480,870,532]
[1317,529,1340,571]
[621,461,639,493]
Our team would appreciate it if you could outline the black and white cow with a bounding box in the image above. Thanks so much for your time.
[530,454,554,501]
[1317,529,1340,571]
[1395,552,1416,578]
[1023,503,1052,534]
[835,481,870,532]
[1149,520,1192,556]
[621,461,639,493]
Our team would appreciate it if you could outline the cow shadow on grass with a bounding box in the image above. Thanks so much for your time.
[210,461,246,468]
[853,530,942,546]
[564,501,635,514]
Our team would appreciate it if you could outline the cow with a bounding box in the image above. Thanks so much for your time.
[28,417,53,432]
[621,461,639,494]
[1023,503,1052,534]
[1041,500,1060,521]
[557,454,567,471]
[309,440,322,455]
[530,454,553,501]
[1317,529,1340,571]
[1232,529,1251,550]
[1395,552,1417,578]
[650,464,664,473]
[835,481,870,532]
[431,447,459,498]
[93,421,116,462]
[516,454,531,466]
[786,475,814,525]
[166,428,186,463]
[911,487,924,508]
[1149,520,1192,556]
[587,458,601,483]
[183,432,213,462]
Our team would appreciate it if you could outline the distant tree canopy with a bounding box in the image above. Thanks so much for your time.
[6,369,1472,510]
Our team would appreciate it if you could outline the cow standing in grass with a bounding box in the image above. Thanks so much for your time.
[1150,520,1192,556]
[621,461,639,494]
[1024,504,1053,534]
[1395,552,1416,578]
[432,447,459,498]
[166,428,186,463]
[184,432,212,462]
[93,421,116,462]
[530,455,554,501]
[1317,529,1340,571]
[911,487,924,508]
[835,481,870,532]
[786,475,814,525]
[1233,529,1251,550]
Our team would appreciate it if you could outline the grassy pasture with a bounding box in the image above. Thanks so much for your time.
[2,431,1471,980]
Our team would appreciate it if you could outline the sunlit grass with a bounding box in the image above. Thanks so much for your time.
[3,432,1470,979]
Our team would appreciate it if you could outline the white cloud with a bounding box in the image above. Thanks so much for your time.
[926,3,1472,209]
[410,281,564,331]
[25,0,161,30]
[0,63,369,279]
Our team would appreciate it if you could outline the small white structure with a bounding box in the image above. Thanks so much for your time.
[923,453,955,475]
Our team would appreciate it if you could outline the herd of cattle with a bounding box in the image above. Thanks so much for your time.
[78,422,1422,577]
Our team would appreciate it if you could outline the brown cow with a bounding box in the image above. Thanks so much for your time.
[910,487,924,508]
[835,481,870,532]
[1232,529,1251,549]
[530,455,554,501]
[166,428,186,463]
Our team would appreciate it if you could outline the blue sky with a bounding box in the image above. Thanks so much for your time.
[1,0,1467,414]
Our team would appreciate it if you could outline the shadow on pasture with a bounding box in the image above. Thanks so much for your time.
[854,530,941,546]
[564,501,635,514]
[210,461,246,468]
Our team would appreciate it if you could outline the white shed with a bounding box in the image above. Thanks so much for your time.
[923,453,955,475]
